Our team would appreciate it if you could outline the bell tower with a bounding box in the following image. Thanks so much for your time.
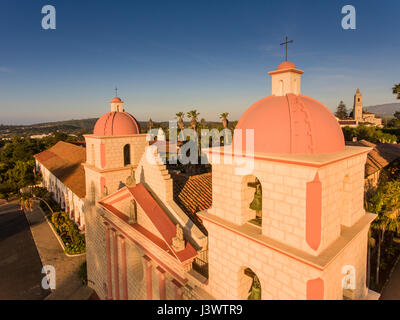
[353,88,363,122]
[83,96,148,204]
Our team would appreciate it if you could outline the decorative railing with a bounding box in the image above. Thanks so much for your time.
[192,249,209,279]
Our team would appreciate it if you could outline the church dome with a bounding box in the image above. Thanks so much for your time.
[93,111,141,136]
[277,61,296,70]
[110,97,123,103]
[235,94,345,154]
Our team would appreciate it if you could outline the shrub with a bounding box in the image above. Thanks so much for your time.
[51,211,86,255]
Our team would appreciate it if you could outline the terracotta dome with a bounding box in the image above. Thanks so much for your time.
[235,94,345,154]
[110,97,123,103]
[277,61,296,70]
[93,111,141,136]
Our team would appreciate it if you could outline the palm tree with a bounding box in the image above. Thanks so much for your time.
[393,83,400,99]
[220,112,230,145]
[147,118,154,132]
[175,112,185,140]
[175,112,185,131]
[186,109,201,162]
[220,112,229,129]
[187,110,200,131]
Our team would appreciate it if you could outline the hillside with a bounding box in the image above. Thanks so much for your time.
[0,118,230,138]
[365,103,400,118]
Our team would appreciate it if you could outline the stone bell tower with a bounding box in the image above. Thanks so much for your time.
[83,96,148,204]
[199,61,375,300]
[353,88,363,122]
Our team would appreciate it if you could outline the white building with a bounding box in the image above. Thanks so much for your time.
[34,141,87,230]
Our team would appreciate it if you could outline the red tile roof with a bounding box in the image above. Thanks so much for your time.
[172,172,212,234]
[128,184,197,263]
[173,172,212,215]
[346,140,400,177]
[100,185,197,263]
[34,141,86,198]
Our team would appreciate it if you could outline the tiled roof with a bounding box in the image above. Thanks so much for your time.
[172,172,212,232]
[99,185,198,263]
[338,120,357,125]
[34,141,86,198]
[346,140,400,177]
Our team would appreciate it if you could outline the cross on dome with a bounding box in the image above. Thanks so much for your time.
[280,36,293,61]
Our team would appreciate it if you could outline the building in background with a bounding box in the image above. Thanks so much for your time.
[352,89,383,127]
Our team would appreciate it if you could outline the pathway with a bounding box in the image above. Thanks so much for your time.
[23,202,90,300]
[0,202,50,299]
[380,256,400,300]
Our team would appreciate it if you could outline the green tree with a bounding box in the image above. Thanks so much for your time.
[186,110,201,167]
[175,112,185,140]
[367,180,400,286]
[220,112,229,129]
[393,83,400,100]
[6,160,36,190]
[335,101,348,119]
[187,110,200,131]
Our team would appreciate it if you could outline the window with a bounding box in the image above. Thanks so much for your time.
[279,80,284,95]
[124,144,131,166]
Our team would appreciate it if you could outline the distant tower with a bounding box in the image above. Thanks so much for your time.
[353,88,363,122]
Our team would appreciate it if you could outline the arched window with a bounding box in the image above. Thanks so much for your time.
[239,267,262,300]
[124,144,131,166]
[243,175,262,228]
[279,80,284,95]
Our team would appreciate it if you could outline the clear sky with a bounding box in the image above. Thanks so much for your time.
[0,0,399,124]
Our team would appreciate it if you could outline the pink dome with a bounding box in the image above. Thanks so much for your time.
[277,61,296,70]
[93,111,141,136]
[110,97,123,103]
[234,94,345,154]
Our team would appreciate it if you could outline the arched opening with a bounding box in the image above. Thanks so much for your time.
[279,80,284,95]
[238,267,261,300]
[242,175,262,227]
[124,144,131,166]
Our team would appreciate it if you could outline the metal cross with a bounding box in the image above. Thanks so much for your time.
[115,87,118,97]
[280,36,294,61]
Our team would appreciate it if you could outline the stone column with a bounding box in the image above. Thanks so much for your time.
[143,255,153,300]
[112,229,120,300]
[156,266,167,300]
[119,235,128,300]
[104,222,113,300]
[172,279,183,300]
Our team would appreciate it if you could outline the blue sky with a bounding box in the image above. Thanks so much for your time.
[0,0,399,124]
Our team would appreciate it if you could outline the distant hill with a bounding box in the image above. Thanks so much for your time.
[0,117,230,138]
[364,103,400,118]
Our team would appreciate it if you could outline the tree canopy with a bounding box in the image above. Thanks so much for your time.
[335,101,348,120]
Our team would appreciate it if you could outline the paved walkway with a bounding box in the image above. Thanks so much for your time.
[380,256,400,300]
[0,202,50,299]
[24,202,90,300]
